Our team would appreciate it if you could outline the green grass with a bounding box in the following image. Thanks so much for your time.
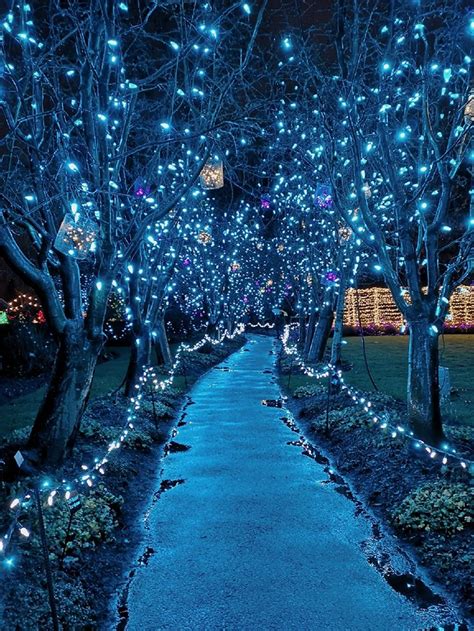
[3,334,472,438]
[286,334,474,426]
[0,348,130,437]
[0,343,189,438]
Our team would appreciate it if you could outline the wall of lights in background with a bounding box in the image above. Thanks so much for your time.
[343,285,474,330]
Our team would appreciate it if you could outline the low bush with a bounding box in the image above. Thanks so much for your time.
[310,407,374,432]
[293,384,326,399]
[80,416,155,450]
[392,482,473,535]
[140,399,174,421]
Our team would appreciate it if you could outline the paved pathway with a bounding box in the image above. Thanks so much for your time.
[121,335,458,630]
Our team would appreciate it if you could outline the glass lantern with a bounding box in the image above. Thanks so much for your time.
[54,213,97,259]
[464,93,474,123]
[200,159,224,190]
[314,183,333,209]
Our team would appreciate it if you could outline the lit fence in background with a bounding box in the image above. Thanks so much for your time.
[343,285,474,329]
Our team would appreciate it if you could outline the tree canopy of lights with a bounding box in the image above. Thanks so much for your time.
[0,0,269,464]
[0,0,472,464]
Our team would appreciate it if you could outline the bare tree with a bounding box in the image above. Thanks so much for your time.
[312,0,473,442]
[249,0,472,442]
[0,0,268,464]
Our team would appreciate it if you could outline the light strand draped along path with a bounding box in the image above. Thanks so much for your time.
[119,335,461,630]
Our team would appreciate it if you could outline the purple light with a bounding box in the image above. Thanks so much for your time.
[325,271,339,283]
[261,195,271,209]
[183,257,191,266]
[134,178,151,198]
[316,195,333,209]
[314,184,333,209]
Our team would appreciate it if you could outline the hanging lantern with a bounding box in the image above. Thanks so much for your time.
[7,293,41,322]
[230,262,240,272]
[464,92,474,123]
[197,230,212,244]
[200,158,224,190]
[338,224,352,242]
[34,309,46,324]
[314,183,333,209]
[54,213,97,259]
[323,270,340,285]
[133,177,150,198]
[362,183,372,198]
[260,194,271,209]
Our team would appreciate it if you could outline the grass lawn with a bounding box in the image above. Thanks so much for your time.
[286,334,473,427]
[0,343,191,438]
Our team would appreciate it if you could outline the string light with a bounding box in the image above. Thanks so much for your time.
[0,323,246,567]
[281,325,473,472]
[344,286,474,330]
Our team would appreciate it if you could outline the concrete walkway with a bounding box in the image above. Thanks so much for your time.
[121,335,457,630]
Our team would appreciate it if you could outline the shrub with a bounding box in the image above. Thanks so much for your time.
[79,417,119,442]
[293,383,326,399]
[80,416,154,450]
[0,426,30,448]
[392,482,473,535]
[41,486,123,559]
[140,399,174,420]
[310,406,373,432]
[445,426,474,457]
[157,389,181,409]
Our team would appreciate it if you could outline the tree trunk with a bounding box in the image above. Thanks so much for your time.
[124,324,151,398]
[206,319,218,339]
[303,311,317,357]
[297,315,306,349]
[330,281,347,366]
[156,317,172,367]
[27,320,102,464]
[407,318,444,445]
[307,305,334,363]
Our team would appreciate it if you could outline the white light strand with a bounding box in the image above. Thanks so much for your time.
[281,325,473,472]
[0,324,246,567]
